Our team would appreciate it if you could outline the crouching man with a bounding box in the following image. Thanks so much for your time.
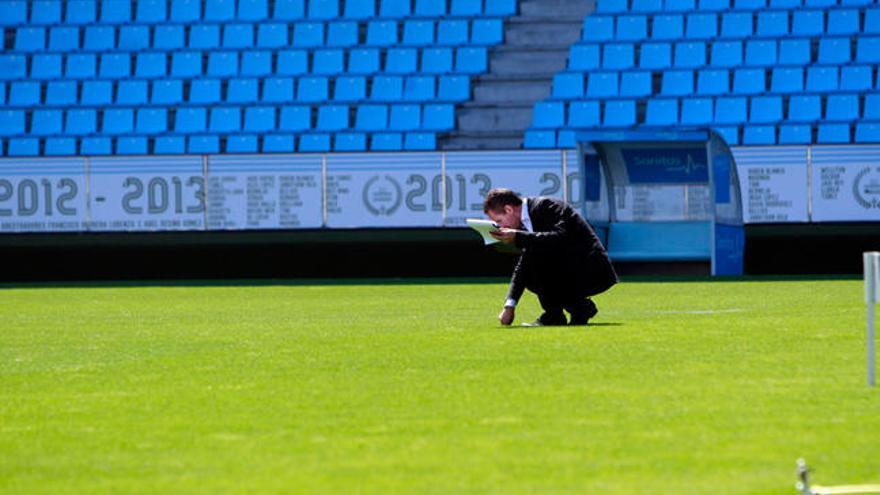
[485,188,618,326]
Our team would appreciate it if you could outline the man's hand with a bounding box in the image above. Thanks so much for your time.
[489,228,519,244]
[499,306,515,326]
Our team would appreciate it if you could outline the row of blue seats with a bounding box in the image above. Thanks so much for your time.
[532,94,880,128]
[525,123,880,147]
[0,0,516,26]
[584,8,879,41]
[0,47,490,80]
[552,66,880,99]
[7,18,505,52]
[569,38,878,71]
[0,103,456,136]
[0,132,443,156]
[0,75,472,107]
[596,0,876,14]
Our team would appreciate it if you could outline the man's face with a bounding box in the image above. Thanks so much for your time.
[486,204,522,229]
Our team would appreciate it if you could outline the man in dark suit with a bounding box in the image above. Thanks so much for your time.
[485,188,618,326]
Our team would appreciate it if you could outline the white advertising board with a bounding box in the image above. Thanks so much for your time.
[732,147,809,223]
[811,146,880,222]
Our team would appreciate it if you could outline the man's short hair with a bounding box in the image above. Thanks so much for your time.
[483,188,523,213]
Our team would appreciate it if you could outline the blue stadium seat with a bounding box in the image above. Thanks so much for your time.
[223,24,254,48]
[841,0,871,5]
[603,44,634,70]
[632,0,662,11]
[136,0,167,23]
[568,101,600,127]
[771,67,803,93]
[416,0,446,16]
[438,75,470,101]
[404,133,436,150]
[0,1,27,26]
[65,109,96,136]
[806,66,839,92]
[778,124,811,144]
[207,52,239,77]
[382,0,412,17]
[300,134,331,152]
[403,76,436,101]
[714,126,739,145]
[136,108,168,134]
[779,38,810,65]
[653,15,684,40]
[699,0,729,10]
[30,54,62,80]
[639,42,671,69]
[818,38,851,64]
[451,0,482,15]
[423,104,455,131]
[386,48,418,74]
[371,75,404,101]
[228,79,259,103]
[681,98,713,125]
[587,72,619,97]
[46,81,76,106]
[404,20,435,46]
[238,0,269,20]
[826,94,859,120]
[855,123,880,143]
[827,9,859,35]
[742,126,776,145]
[472,19,503,45]
[674,42,706,68]
[533,102,565,128]
[617,15,648,41]
[45,138,76,156]
[456,48,487,74]
[154,25,185,50]
[32,0,61,24]
[244,107,276,132]
[348,48,381,74]
[102,109,134,135]
[721,12,752,38]
[553,73,585,99]
[263,78,295,102]
[188,136,219,154]
[646,99,679,125]
[31,110,63,136]
[327,22,358,47]
[317,105,349,131]
[710,41,743,67]
[603,100,636,127]
[257,23,288,47]
[666,0,696,10]
[756,11,789,37]
[274,0,305,19]
[867,9,880,34]
[0,110,25,136]
[171,52,203,78]
[356,105,389,131]
[81,80,112,105]
[570,44,601,70]
[523,130,556,149]
[293,22,325,47]
[49,27,79,52]
[714,97,747,124]
[298,77,329,102]
[9,82,40,106]
[81,137,112,155]
[856,38,880,63]
[241,51,272,76]
[804,0,834,6]
[135,53,166,78]
[335,76,367,101]
[438,20,469,45]
[279,106,311,131]
[620,71,652,97]
[15,27,46,52]
[190,79,221,104]
[557,130,577,148]
[83,26,115,51]
[0,55,27,80]
[345,0,375,18]
[866,95,880,120]
[486,0,517,15]
[697,69,729,95]
[817,123,851,143]
[309,0,339,19]
[335,133,367,151]
[583,16,614,42]
[263,134,296,152]
[686,14,717,39]
[117,80,148,105]
[661,70,694,96]
[750,96,783,123]
[0,82,6,106]
[732,68,765,94]
[597,0,627,13]
[792,10,823,36]
[175,107,207,133]
[840,65,873,91]
[389,105,421,131]
[171,0,201,22]
[226,135,258,153]
[313,49,345,75]
[422,48,453,74]
[100,0,131,23]
[276,50,308,76]
[370,133,403,151]
[368,20,398,46]
[745,40,777,66]
[119,26,150,50]
[209,107,242,133]
[8,138,38,157]
[100,53,131,79]
[787,95,821,121]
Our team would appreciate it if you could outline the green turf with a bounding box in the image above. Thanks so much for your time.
[1,278,878,494]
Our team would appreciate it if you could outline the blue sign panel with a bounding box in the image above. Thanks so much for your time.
[713,223,744,275]
[621,147,709,184]
[583,154,602,202]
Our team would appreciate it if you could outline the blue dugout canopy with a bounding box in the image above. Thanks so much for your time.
[575,129,744,276]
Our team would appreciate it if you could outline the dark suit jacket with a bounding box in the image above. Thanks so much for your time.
[506,197,618,303]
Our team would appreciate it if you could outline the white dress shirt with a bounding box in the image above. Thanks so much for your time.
[504,198,530,308]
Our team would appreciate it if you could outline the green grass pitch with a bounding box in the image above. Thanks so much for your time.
[1,277,878,494]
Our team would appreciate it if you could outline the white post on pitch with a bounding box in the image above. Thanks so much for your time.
[865,252,880,387]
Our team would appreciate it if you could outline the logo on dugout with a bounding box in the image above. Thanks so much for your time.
[854,166,880,210]
[363,175,403,216]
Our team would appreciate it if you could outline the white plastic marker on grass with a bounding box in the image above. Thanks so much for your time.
[866,252,880,387]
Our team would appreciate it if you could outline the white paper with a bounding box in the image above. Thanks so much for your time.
[466,218,500,245]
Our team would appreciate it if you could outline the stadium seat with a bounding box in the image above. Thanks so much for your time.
[209,107,242,133]
[533,102,564,128]
[348,48,381,74]
[46,81,76,106]
[756,11,789,37]
[806,66,839,92]
[653,15,684,40]
[136,108,168,134]
[570,44,601,70]
[710,41,743,67]
[403,20,435,46]
[102,109,134,135]
[100,0,131,22]
[631,0,662,11]
[244,107,276,132]
[792,10,823,36]
[335,76,367,101]
[701,0,730,10]
[335,133,367,151]
[368,21,399,46]
[300,134,331,152]
[423,104,455,131]
[416,0,446,16]
[381,0,412,17]
[386,48,418,74]
[263,78,295,102]
[31,110,63,136]
[371,76,404,101]
[639,42,672,69]
[867,9,880,34]
[226,135,258,153]
[661,70,694,96]
[309,0,339,19]
[455,48,487,74]
[156,134,188,153]
[745,40,776,66]
[32,1,62,24]
[818,38,851,64]
[119,26,150,50]
[568,101,600,127]
[8,138,38,157]
[805,0,834,6]
[855,123,880,143]
[227,79,259,103]
[297,77,329,102]
[190,25,221,48]
[356,105,389,131]
[29,54,61,80]
[787,95,821,121]
[274,0,305,19]
[136,0,167,22]
[523,130,556,149]
[10,82,40,107]
[714,97,747,124]
[827,9,859,35]
[620,71,652,97]
[345,0,375,18]
[587,72,619,97]
[65,109,96,136]
[67,54,97,80]
[770,0,800,7]
[263,134,296,152]
[771,67,803,93]
[238,0,269,20]
[597,0,627,12]
[681,98,713,125]
[317,105,350,131]
[856,38,880,63]
[241,51,272,76]
[0,55,27,81]
[779,38,811,65]
[81,80,112,105]
[674,42,707,68]
[389,105,421,131]
[778,124,812,144]
[117,81,148,105]
[749,96,783,123]
[0,110,25,136]
[422,48,453,74]
[557,130,577,148]
[313,49,345,75]
[327,22,358,47]
[603,44,635,70]
[155,26,185,50]
[81,137,112,155]
[697,69,729,95]
[583,16,614,42]
[817,123,851,143]
[866,95,880,120]
[82,26,114,51]
[438,75,470,101]
[666,0,696,11]
[190,79,221,104]
[171,0,201,22]
[279,106,311,131]
[617,15,648,41]
[603,100,636,127]
[714,125,740,145]
[276,50,308,76]
[438,20,469,46]
[135,53,167,78]
[472,19,503,45]
[721,12,752,38]
[1,1,27,26]
[686,14,717,39]
[452,0,482,15]
[826,94,859,121]
[840,66,873,91]
[49,27,80,52]
[208,52,239,77]
[64,0,96,25]
[294,22,325,47]
[171,52,203,78]
[371,133,403,151]
[175,107,208,133]
[743,126,776,145]
[646,99,679,125]
[188,136,220,154]
[257,23,287,47]
[404,132,436,150]
[99,53,130,79]
[224,24,255,48]
[553,73,584,99]
[403,76,436,101]
[732,68,765,94]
